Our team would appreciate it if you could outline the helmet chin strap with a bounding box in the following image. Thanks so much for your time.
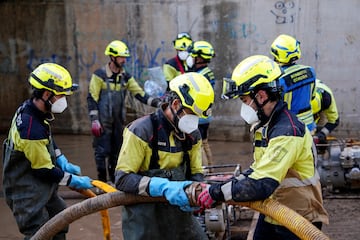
[38,92,56,121]
[168,103,186,140]
[252,93,270,123]
[40,92,55,112]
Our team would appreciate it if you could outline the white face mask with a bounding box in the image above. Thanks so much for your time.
[51,96,67,113]
[186,56,195,68]
[178,114,199,134]
[178,51,189,61]
[240,100,259,124]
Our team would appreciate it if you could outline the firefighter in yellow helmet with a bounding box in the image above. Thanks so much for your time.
[187,40,216,168]
[270,34,317,133]
[311,79,339,145]
[163,32,193,89]
[87,40,162,184]
[198,55,328,240]
[115,72,214,240]
[3,63,93,239]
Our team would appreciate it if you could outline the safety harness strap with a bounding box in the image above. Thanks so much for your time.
[148,112,191,179]
[175,56,185,74]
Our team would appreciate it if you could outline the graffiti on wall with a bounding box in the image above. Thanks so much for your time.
[0,38,170,84]
[125,40,169,84]
[0,15,268,83]
[270,0,296,24]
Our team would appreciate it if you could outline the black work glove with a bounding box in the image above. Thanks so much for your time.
[150,98,162,108]
[316,131,327,144]
[313,131,328,153]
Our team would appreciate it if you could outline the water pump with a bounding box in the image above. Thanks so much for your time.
[317,139,360,192]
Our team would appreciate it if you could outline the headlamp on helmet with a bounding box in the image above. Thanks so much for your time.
[222,78,240,100]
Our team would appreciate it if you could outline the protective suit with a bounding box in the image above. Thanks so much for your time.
[115,107,207,239]
[114,72,215,240]
[87,64,160,183]
[3,100,68,240]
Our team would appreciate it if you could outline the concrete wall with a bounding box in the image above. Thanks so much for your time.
[1,0,359,140]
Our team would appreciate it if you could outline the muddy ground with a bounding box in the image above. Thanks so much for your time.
[0,134,359,240]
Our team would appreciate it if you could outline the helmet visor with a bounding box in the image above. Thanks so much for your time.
[222,78,240,100]
[176,32,192,40]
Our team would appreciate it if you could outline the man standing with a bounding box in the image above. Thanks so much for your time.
[115,72,214,239]
[3,63,93,240]
[270,34,317,132]
[198,55,329,240]
[87,40,161,183]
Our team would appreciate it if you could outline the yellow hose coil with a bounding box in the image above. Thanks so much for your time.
[31,190,329,240]
[74,180,117,240]
[234,199,329,240]
[74,181,117,240]
[76,189,111,240]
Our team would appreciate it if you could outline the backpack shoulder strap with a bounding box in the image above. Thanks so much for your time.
[149,113,160,169]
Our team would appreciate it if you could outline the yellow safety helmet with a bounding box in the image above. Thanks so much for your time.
[222,55,282,99]
[270,34,301,64]
[189,40,215,60]
[173,32,193,51]
[28,63,77,95]
[169,72,214,118]
[104,40,130,57]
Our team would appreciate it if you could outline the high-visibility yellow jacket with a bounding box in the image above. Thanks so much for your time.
[311,79,339,135]
[209,101,329,225]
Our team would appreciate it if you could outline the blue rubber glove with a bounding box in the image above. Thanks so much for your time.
[56,154,81,175]
[68,175,93,189]
[149,177,194,211]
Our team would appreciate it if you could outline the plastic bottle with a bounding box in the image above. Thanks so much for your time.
[144,67,167,97]
[144,80,164,97]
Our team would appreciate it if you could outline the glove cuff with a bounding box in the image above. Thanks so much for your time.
[55,149,62,157]
[220,181,233,201]
[149,97,162,108]
[320,128,329,136]
[89,110,99,121]
[59,172,71,186]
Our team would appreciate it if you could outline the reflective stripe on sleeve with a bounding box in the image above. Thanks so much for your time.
[221,181,233,201]
[59,172,71,186]
[139,176,151,196]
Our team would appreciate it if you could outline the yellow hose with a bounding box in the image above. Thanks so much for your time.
[76,189,111,240]
[31,189,329,240]
[73,181,117,240]
[232,199,329,240]
[92,180,117,193]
